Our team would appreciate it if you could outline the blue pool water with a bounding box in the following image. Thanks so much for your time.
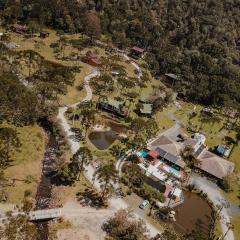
[169,167,180,177]
[138,149,149,158]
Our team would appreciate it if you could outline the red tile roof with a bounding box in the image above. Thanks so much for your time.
[131,46,144,53]
[148,150,158,159]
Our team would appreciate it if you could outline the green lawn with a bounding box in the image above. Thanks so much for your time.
[3,124,46,204]
[229,143,240,171]
[154,110,174,131]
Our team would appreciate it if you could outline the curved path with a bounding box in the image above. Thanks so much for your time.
[57,66,160,237]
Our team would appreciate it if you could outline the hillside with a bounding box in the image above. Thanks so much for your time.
[1,0,240,106]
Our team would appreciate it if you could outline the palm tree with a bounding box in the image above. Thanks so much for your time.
[181,145,200,169]
[95,162,118,200]
[71,147,93,180]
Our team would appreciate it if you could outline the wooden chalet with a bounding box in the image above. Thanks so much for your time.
[40,31,50,38]
[130,46,145,59]
[84,51,102,67]
[11,24,29,34]
[97,98,128,118]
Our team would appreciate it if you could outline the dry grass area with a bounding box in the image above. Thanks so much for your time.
[3,124,46,204]
[232,216,240,240]
[59,65,92,105]
[51,174,91,208]
[221,174,240,205]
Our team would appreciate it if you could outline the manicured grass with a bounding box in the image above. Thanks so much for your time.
[3,124,46,204]
[154,110,174,131]
[229,143,240,171]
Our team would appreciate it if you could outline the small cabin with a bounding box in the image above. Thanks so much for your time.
[139,103,153,117]
[11,24,29,34]
[130,46,145,59]
[40,31,50,38]
[84,51,102,67]
[97,98,127,118]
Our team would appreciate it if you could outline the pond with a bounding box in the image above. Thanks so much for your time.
[88,120,127,150]
[88,130,119,150]
[172,191,212,235]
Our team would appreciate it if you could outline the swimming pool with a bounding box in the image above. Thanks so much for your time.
[162,164,181,178]
[137,149,149,158]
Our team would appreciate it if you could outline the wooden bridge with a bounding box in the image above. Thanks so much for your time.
[0,208,62,222]
[29,208,62,221]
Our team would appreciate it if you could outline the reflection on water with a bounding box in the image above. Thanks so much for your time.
[88,120,127,150]
[88,130,118,150]
[173,191,212,235]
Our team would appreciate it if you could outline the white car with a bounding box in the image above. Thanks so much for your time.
[139,200,149,209]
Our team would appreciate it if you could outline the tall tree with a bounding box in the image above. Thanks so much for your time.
[95,162,118,200]
[84,10,101,42]
[102,209,150,240]
[70,147,93,180]
[0,127,20,169]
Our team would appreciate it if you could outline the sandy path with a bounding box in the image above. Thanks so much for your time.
[57,67,160,239]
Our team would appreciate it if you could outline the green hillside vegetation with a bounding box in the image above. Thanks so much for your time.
[2,124,46,204]
[0,0,240,106]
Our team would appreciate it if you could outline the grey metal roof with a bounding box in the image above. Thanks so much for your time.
[155,147,167,158]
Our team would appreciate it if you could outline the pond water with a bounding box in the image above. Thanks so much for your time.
[88,130,119,150]
[172,191,212,235]
[88,120,127,150]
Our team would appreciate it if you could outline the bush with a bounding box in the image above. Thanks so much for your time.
[24,190,32,197]
[136,183,165,203]
[76,84,83,91]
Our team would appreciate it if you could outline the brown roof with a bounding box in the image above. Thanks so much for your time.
[131,46,144,53]
[196,149,235,179]
[86,51,98,59]
[151,135,186,169]
[184,138,198,147]
[151,135,182,157]
[12,24,28,31]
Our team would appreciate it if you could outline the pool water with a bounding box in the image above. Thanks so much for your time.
[138,149,149,158]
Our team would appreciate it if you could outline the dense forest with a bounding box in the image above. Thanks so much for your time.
[0,0,240,106]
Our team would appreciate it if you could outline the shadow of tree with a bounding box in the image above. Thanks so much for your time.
[76,188,107,209]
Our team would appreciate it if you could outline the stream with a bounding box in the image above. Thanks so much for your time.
[35,118,59,240]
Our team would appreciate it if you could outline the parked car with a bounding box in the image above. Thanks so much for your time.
[139,200,149,209]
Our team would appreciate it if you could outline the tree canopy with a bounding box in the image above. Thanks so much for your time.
[1,0,239,106]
